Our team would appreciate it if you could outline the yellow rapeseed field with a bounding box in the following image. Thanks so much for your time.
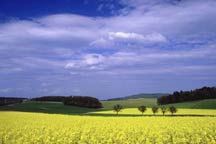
[89,108,216,116]
[1,112,216,144]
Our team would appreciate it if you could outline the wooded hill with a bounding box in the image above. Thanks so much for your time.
[157,87,216,105]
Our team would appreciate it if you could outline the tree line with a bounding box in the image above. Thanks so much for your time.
[0,97,27,106]
[157,87,216,105]
[31,96,102,108]
[31,96,66,102]
[113,104,177,115]
[1,96,102,108]
[64,96,102,108]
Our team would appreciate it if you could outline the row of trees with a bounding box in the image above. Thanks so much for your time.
[0,97,27,106]
[113,104,177,116]
[157,87,216,105]
[31,96,102,108]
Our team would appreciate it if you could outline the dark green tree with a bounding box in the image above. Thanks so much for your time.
[169,106,177,115]
[161,106,167,116]
[113,104,123,115]
[152,106,159,115]
[138,105,147,115]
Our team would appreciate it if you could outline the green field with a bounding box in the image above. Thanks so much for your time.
[1,98,216,116]
[0,101,102,114]
[165,99,216,109]
[102,98,216,109]
[102,98,157,109]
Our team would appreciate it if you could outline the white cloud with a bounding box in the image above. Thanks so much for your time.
[83,54,105,65]
[108,32,167,42]
[65,44,216,72]
[0,14,100,46]
[96,65,216,75]
[65,54,105,70]
[1,0,216,52]
[90,31,167,48]
[89,38,112,48]
[109,32,144,39]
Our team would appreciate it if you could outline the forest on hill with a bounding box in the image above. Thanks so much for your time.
[157,87,216,105]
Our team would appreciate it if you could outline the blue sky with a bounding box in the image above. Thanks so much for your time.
[0,0,216,99]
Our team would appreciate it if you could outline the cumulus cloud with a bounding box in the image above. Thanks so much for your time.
[109,32,144,39]
[0,14,103,54]
[65,54,105,70]
[0,0,216,97]
[1,0,216,50]
[108,32,167,42]
[90,32,167,48]
[65,44,216,73]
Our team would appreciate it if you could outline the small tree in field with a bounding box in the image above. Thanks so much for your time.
[169,106,177,115]
[161,106,167,116]
[113,104,123,115]
[138,105,147,115]
[152,106,159,115]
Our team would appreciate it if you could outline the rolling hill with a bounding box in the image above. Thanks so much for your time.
[0,101,101,114]
[164,99,216,109]
[102,98,216,109]
[1,98,216,116]
[102,98,157,109]
[106,93,169,101]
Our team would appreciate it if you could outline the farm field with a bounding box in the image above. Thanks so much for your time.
[1,99,216,143]
[164,99,216,109]
[1,111,216,144]
[101,98,157,109]
[1,99,216,115]
[89,107,216,116]
[0,101,100,114]
[101,98,216,109]
[1,98,216,143]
